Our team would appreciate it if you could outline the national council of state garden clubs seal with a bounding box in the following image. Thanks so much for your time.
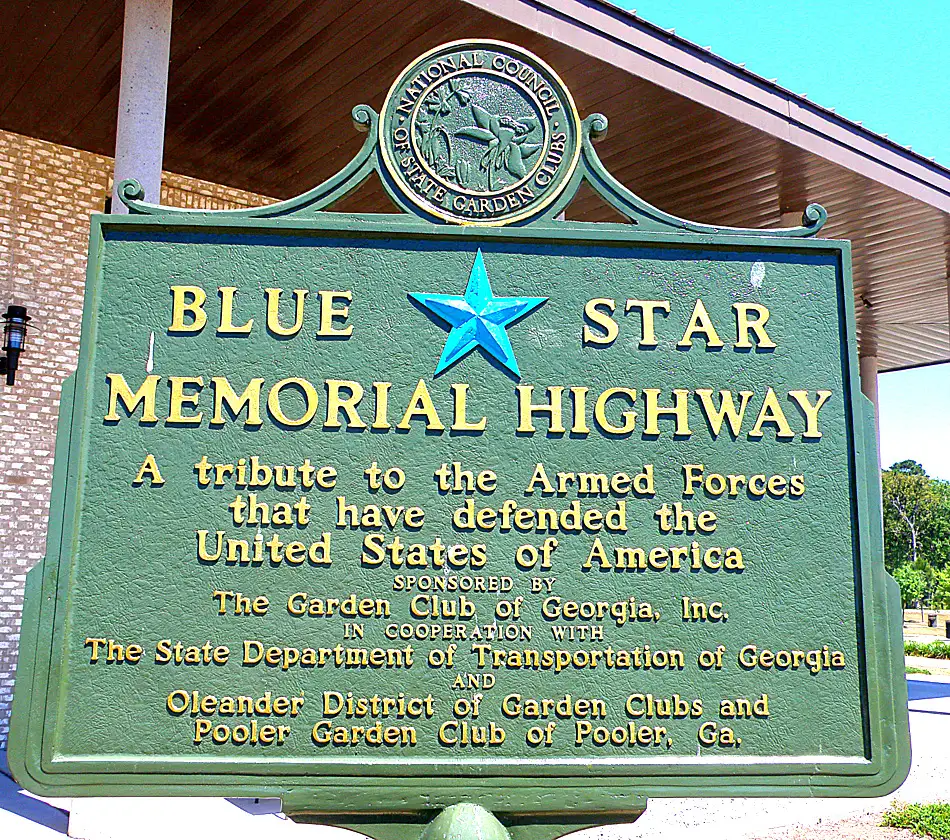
[380,40,582,225]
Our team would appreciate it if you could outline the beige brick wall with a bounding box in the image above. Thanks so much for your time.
[0,130,272,747]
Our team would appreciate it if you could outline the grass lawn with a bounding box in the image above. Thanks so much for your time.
[882,803,950,839]
[905,640,950,659]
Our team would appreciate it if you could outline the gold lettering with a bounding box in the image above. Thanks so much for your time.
[788,390,833,439]
[265,288,308,336]
[525,463,555,494]
[325,380,367,429]
[749,387,794,439]
[167,376,204,424]
[516,386,565,433]
[451,383,487,431]
[625,300,670,347]
[695,389,754,437]
[677,299,724,348]
[642,388,691,436]
[104,373,160,422]
[211,377,264,426]
[733,303,776,349]
[268,378,319,427]
[372,381,392,430]
[397,379,445,431]
[593,387,637,434]
[169,286,207,332]
[582,298,618,345]
[317,291,353,337]
[217,287,253,334]
[132,453,165,486]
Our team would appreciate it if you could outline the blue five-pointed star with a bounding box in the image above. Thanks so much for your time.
[409,250,546,378]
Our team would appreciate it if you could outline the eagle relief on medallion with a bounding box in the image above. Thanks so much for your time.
[381,41,581,224]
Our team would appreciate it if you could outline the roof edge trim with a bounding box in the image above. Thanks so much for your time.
[463,0,950,213]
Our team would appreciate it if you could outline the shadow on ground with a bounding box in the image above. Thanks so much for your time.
[0,753,68,834]
[908,678,950,700]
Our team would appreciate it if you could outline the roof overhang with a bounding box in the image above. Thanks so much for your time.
[3,0,948,371]
[472,0,950,213]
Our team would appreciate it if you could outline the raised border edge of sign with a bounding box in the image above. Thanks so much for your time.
[7,214,910,821]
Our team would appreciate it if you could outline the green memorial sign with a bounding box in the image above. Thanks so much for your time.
[11,39,909,840]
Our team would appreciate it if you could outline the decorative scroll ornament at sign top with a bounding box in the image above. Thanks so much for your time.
[119,39,827,235]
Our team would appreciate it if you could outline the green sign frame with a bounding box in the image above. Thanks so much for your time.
[10,40,909,840]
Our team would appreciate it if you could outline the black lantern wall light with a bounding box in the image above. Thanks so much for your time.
[0,305,31,386]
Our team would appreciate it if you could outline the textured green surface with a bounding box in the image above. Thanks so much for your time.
[58,238,857,762]
[8,39,909,831]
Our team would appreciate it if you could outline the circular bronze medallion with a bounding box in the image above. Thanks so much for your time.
[380,40,581,225]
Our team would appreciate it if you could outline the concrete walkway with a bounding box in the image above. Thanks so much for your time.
[905,653,950,676]
[2,676,947,840]
[606,675,950,840]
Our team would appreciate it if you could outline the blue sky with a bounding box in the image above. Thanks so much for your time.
[614,0,950,479]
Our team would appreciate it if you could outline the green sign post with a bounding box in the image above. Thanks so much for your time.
[11,40,909,840]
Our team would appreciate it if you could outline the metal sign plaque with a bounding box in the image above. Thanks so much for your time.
[11,40,908,839]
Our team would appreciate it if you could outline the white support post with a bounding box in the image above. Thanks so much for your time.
[111,0,173,213]
[859,353,882,461]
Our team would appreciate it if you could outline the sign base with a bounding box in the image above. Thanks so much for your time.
[284,800,647,840]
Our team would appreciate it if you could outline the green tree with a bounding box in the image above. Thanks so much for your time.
[933,567,950,610]
[890,459,927,476]
[892,564,926,608]
[881,461,950,576]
